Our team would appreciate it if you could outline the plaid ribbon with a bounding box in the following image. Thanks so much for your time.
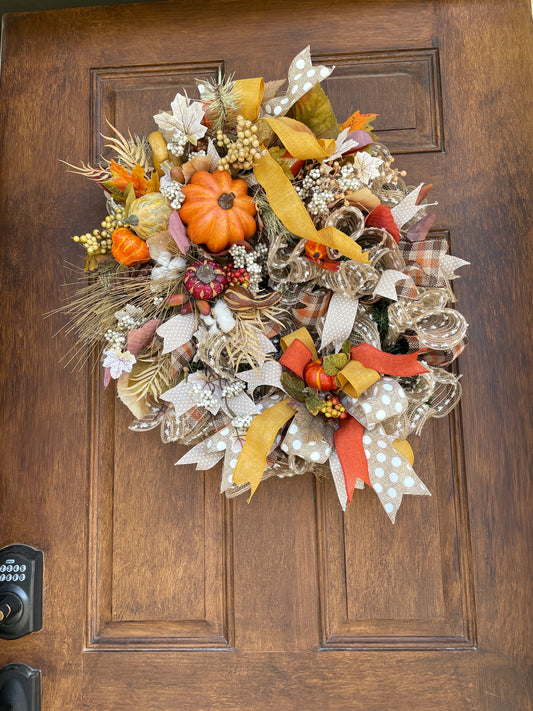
[400,238,448,288]
[404,331,468,366]
[291,288,331,329]
[170,340,195,369]
[395,278,419,300]
[262,321,282,341]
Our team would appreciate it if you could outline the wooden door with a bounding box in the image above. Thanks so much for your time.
[1,1,531,709]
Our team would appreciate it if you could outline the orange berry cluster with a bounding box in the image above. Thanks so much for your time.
[320,394,348,419]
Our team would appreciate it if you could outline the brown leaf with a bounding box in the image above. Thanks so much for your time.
[127,319,162,356]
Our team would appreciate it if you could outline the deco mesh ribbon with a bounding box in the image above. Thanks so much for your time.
[60,46,469,523]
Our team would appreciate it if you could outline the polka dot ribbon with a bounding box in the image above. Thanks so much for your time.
[262,46,334,118]
[363,424,430,522]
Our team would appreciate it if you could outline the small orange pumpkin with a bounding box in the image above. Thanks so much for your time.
[178,170,257,253]
[111,227,151,266]
[304,240,341,272]
[303,359,339,392]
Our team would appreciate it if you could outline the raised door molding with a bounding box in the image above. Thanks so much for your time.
[317,49,443,154]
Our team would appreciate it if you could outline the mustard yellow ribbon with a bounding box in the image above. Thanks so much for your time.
[336,359,380,399]
[254,152,370,264]
[232,398,297,498]
[392,439,414,466]
[263,116,335,160]
[233,78,265,121]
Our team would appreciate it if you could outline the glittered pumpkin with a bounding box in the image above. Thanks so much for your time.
[178,170,256,253]
[183,260,227,300]
[126,192,172,240]
[111,227,151,266]
[303,359,338,392]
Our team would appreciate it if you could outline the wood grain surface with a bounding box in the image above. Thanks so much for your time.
[0,1,531,709]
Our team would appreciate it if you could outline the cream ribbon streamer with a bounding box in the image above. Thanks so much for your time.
[320,292,359,352]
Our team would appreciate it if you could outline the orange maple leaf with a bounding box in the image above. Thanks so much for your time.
[340,110,378,133]
[107,160,148,197]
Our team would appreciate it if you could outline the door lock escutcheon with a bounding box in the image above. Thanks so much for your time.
[0,545,43,640]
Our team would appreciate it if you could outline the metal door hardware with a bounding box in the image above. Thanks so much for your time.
[0,546,43,640]
[0,663,41,711]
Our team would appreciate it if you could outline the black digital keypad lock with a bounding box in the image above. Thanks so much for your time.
[0,544,43,640]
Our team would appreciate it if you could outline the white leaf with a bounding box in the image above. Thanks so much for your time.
[154,92,207,145]
[325,128,359,163]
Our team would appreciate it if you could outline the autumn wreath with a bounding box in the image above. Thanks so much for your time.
[60,48,468,522]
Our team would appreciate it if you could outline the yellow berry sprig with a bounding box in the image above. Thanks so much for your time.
[71,206,125,256]
[216,115,263,172]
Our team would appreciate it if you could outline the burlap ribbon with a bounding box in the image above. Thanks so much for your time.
[156,312,196,354]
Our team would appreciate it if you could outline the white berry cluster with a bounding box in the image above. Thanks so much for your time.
[232,414,254,433]
[104,310,144,349]
[336,163,364,193]
[228,244,263,293]
[295,166,337,217]
[228,244,247,268]
[167,131,188,158]
[190,382,218,411]
[221,380,246,398]
[160,180,185,209]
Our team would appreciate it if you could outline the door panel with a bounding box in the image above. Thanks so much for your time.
[1,1,531,709]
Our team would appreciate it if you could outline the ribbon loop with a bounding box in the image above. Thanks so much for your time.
[233,77,265,121]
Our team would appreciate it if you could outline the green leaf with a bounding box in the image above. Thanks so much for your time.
[288,84,339,140]
[341,339,351,357]
[101,181,126,202]
[322,352,349,376]
[305,392,324,416]
[280,371,307,402]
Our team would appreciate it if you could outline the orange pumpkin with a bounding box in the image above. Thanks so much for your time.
[178,170,256,253]
[303,359,339,392]
[111,227,151,266]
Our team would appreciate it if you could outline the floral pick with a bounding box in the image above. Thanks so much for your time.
[154,92,207,145]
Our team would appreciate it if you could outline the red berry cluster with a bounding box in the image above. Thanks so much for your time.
[319,394,348,419]
[224,262,250,288]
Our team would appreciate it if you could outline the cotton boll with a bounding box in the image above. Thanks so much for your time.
[212,301,236,333]
[200,314,216,327]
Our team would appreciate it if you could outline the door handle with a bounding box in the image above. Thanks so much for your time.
[0,664,40,711]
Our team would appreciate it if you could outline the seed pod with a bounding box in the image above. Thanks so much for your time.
[196,300,211,316]
[224,286,282,311]
[164,293,187,307]
[148,131,169,176]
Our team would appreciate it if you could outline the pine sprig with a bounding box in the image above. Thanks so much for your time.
[198,73,240,134]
